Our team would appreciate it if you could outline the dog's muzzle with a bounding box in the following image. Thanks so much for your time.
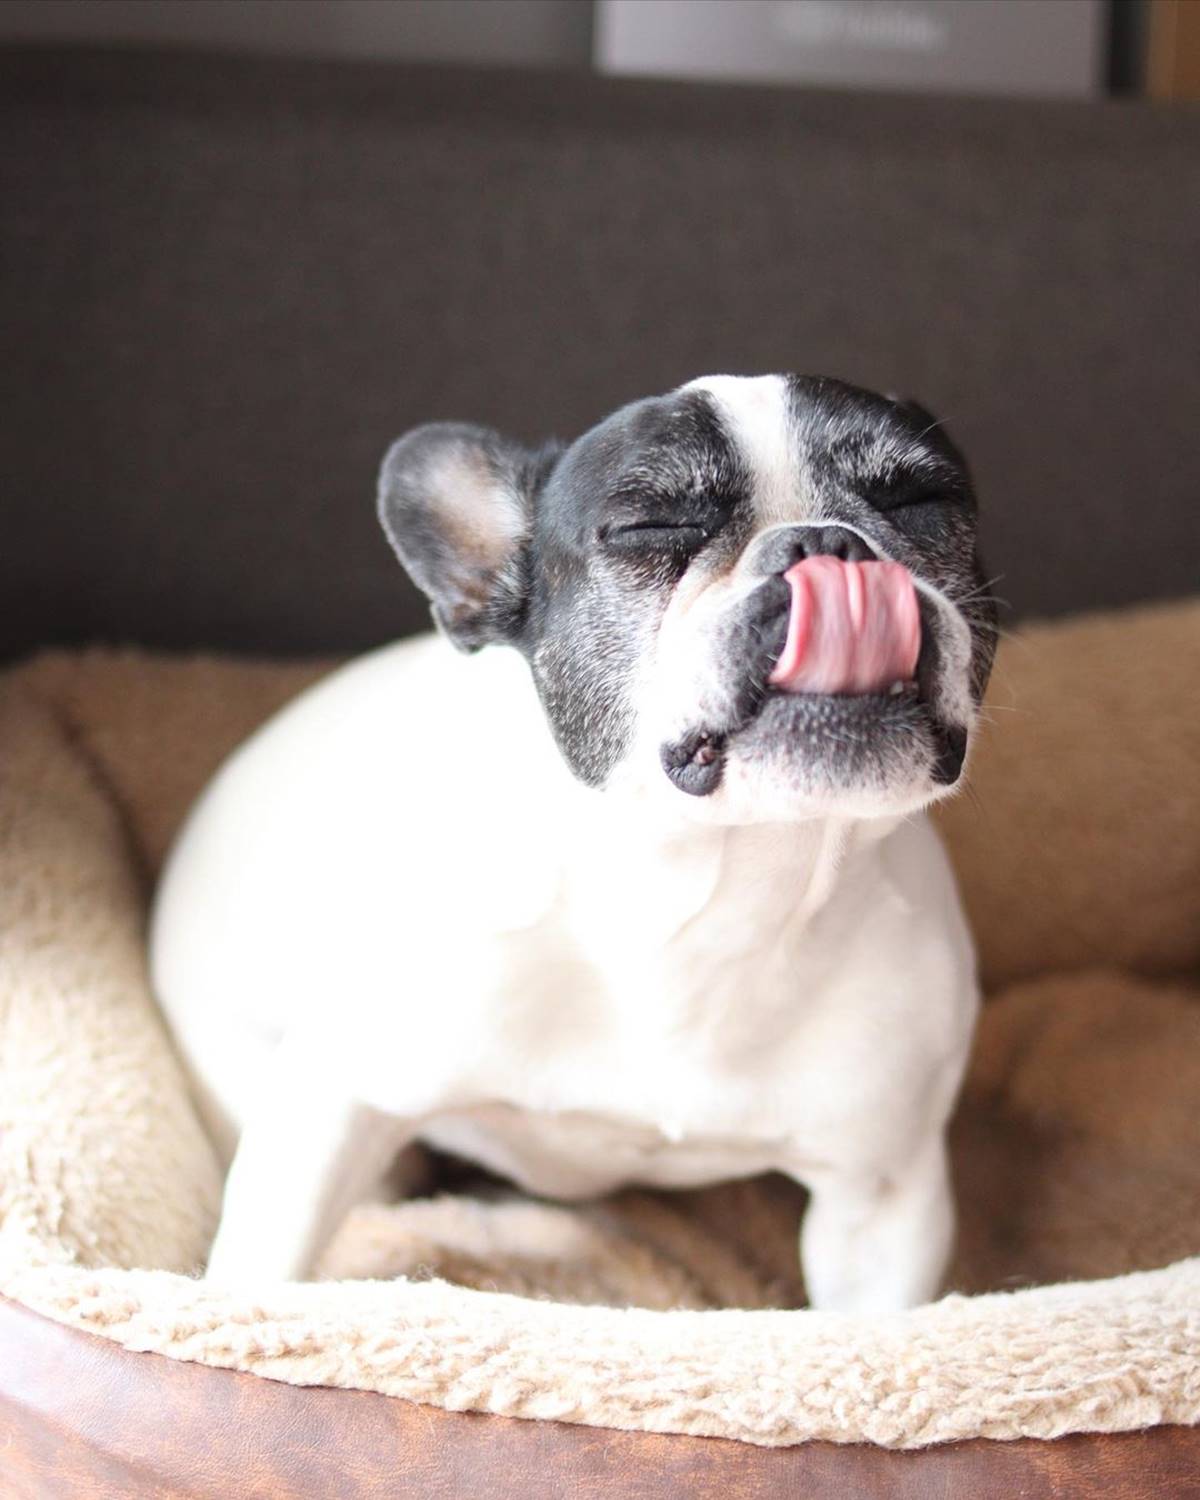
[660,537,946,798]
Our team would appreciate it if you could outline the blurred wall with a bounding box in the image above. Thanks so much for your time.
[0,0,594,67]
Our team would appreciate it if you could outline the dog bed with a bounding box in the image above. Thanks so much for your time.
[2,600,1199,1461]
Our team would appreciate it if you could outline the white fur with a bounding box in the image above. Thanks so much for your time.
[152,636,977,1308]
[685,373,808,530]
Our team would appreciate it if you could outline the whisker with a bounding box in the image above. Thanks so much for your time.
[962,619,1021,645]
[976,701,1032,718]
[907,402,981,444]
[957,780,985,816]
[950,581,1010,613]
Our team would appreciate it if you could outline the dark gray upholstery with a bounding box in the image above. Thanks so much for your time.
[3,45,1198,659]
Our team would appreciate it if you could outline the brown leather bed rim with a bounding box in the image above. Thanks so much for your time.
[3,1299,1198,1498]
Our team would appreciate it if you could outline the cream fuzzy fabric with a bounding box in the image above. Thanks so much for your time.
[1,600,1199,1449]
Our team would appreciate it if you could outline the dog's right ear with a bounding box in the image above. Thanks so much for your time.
[377,423,553,653]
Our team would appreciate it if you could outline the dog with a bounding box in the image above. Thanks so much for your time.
[150,374,996,1312]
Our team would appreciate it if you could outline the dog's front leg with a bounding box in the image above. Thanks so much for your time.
[205,1045,418,1285]
[797,1133,953,1314]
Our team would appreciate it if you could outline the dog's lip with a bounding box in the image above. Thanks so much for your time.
[769,681,919,706]
[661,680,926,797]
[731,676,966,786]
[725,678,934,768]
[738,679,924,737]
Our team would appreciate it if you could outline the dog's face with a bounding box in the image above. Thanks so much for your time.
[379,375,996,824]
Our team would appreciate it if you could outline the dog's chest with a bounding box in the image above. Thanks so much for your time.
[410,852,875,1198]
[413,912,868,1180]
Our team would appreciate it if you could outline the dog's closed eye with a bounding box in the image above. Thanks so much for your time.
[599,522,713,554]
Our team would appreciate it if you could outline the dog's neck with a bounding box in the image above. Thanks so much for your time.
[550,792,911,1061]
[560,782,900,971]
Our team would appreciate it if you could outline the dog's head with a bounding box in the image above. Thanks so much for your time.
[379,375,996,824]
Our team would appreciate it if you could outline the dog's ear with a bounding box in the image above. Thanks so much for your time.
[377,423,553,652]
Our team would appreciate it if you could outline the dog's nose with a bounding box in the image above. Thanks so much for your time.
[799,526,877,564]
[749,524,878,577]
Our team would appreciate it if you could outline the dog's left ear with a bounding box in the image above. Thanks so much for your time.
[378,422,553,652]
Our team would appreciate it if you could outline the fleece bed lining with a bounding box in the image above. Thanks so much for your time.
[1,600,1198,1448]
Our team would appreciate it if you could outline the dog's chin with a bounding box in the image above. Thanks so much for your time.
[676,686,968,826]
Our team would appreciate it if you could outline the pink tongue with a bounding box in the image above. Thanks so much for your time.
[769,557,921,696]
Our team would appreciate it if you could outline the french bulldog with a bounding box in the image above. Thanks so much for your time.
[150,374,996,1312]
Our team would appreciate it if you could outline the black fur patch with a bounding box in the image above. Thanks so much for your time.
[788,376,997,712]
[519,390,753,785]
